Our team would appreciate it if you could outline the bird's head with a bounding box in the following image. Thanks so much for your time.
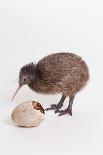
[19,63,36,86]
[11,63,36,101]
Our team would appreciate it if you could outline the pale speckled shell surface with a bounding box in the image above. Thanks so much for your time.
[11,101,45,127]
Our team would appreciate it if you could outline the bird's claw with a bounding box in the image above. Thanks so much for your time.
[45,104,57,111]
[45,104,61,114]
[55,109,60,113]
[58,109,72,116]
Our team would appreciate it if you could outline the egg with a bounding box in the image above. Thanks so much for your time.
[11,101,45,127]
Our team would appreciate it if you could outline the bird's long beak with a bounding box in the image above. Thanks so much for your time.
[11,85,23,101]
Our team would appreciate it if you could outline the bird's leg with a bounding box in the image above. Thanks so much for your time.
[55,95,66,113]
[58,95,75,116]
[45,95,66,112]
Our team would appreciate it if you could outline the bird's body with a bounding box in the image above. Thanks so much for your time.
[29,53,89,97]
[12,52,89,116]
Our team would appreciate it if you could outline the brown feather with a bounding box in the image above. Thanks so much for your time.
[26,52,89,96]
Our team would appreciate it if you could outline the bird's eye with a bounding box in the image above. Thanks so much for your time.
[23,78,26,81]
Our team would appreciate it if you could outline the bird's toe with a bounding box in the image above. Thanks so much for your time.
[45,104,57,111]
[58,109,72,116]
[55,109,60,113]
[50,104,57,108]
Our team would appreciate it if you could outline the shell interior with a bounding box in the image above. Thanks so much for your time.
[32,101,45,114]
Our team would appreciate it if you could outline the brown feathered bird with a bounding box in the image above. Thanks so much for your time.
[12,53,89,116]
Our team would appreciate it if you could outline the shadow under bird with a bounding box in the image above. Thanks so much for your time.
[11,52,89,116]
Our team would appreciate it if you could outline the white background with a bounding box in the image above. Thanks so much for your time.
[0,0,103,155]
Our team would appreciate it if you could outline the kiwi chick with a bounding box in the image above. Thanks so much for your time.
[13,52,89,116]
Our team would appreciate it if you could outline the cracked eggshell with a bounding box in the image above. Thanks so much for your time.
[11,101,45,127]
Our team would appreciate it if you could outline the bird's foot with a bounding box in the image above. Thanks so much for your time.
[58,108,72,116]
[55,109,60,114]
[45,104,61,113]
[45,104,57,111]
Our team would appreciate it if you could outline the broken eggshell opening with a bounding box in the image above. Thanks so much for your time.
[11,100,45,127]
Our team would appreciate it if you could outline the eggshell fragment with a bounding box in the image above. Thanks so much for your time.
[11,101,45,127]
